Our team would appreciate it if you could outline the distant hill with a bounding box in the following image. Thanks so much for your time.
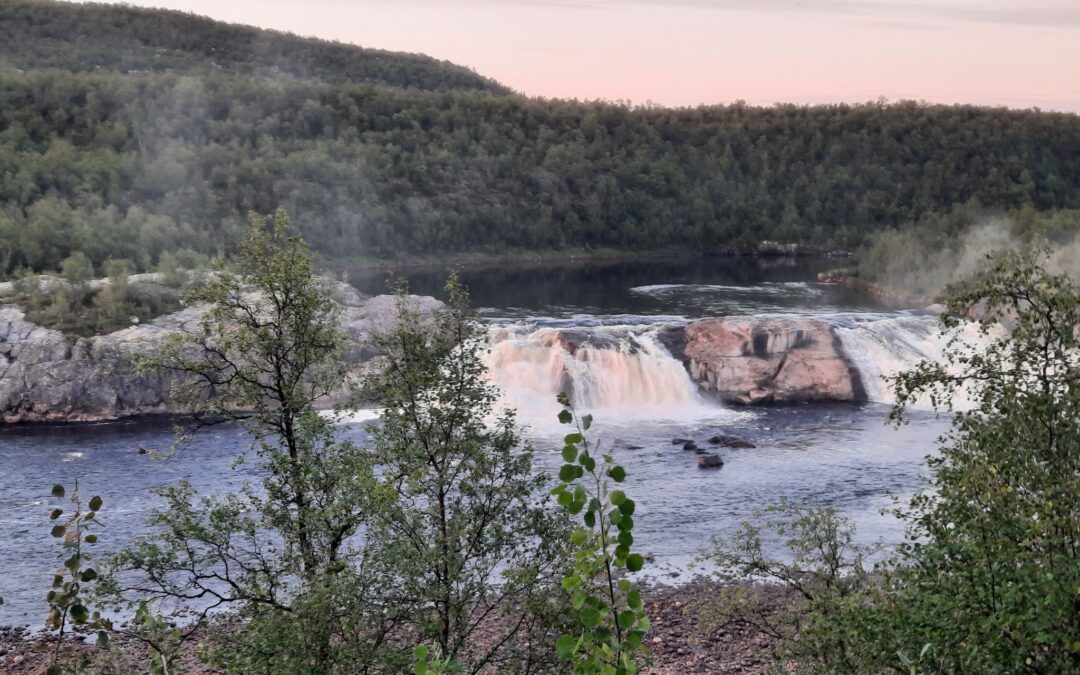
[0,0,1079,276]
[0,0,508,93]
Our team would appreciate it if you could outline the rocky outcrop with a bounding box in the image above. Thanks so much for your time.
[0,287,442,424]
[0,307,187,423]
[678,317,865,405]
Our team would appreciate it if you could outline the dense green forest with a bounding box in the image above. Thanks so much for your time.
[2,0,1080,277]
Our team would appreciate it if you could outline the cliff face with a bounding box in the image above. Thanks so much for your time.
[0,289,442,424]
[676,317,866,405]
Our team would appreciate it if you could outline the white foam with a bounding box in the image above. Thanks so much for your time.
[320,408,383,425]
[835,315,1001,410]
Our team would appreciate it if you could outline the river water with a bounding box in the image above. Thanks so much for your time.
[0,257,951,627]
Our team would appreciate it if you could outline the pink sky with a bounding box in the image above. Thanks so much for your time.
[76,0,1080,112]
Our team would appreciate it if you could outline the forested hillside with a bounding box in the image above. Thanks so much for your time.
[1,0,1080,277]
[0,0,506,93]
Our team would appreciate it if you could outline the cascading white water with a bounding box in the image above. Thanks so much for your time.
[486,324,720,421]
[834,316,944,404]
[835,314,1000,409]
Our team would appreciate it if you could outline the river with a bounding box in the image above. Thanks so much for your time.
[0,257,951,627]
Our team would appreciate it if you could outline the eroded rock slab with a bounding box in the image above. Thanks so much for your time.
[682,317,865,405]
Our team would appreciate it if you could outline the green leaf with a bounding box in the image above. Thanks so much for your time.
[556,634,577,659]
[618,499,636,516]
[96,630,109,647]
[50,525,66,538]
[617,515,634,531]
[564,433,583,445]
[582,414,593,430]
[580,607,601,628]
[561,445,577,462]
[414,645,429,661]
[618,610,636,630]
[557,491,574,507]
[581,455,596,472]
[51,485,65,499]
[71,604,89,623]
[584,510,596,528]
[609,490,626,506]
[571,590,587,610]
[626,554,645,572]
[558,410,573,424]
[609,466,626,482]
[88,496,103,511]
[618,531,634,547]
[628,590,643,610]
[559,464,580,482]
[84,534,98,544]
[80,569,97,582]
[570,528,588,545]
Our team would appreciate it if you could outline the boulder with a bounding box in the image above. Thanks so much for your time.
[698,454,724,469]
[682,317,865,405]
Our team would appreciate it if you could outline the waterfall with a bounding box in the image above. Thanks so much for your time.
[486,324,720,421]
[835,314,1000,408]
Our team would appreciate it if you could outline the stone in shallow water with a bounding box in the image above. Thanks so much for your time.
[698,454,724,469]
[707,434,756,448]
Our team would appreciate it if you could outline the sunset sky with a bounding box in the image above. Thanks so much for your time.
[76,1,1080,112]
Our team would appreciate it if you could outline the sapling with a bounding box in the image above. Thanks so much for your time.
[551,395,650,674]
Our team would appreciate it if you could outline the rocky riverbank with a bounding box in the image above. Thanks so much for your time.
[816,268,938,309]
[0,581,789,674]
[0,283,442,423]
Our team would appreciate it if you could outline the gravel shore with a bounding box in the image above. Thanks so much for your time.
[2,581,785,674]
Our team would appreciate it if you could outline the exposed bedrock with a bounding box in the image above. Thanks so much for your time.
[0,284,442,424]
[673,317,866,405]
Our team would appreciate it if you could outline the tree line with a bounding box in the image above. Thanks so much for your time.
[1,66,1079,276]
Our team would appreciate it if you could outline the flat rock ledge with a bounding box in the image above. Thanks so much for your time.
[0,286,442,424]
